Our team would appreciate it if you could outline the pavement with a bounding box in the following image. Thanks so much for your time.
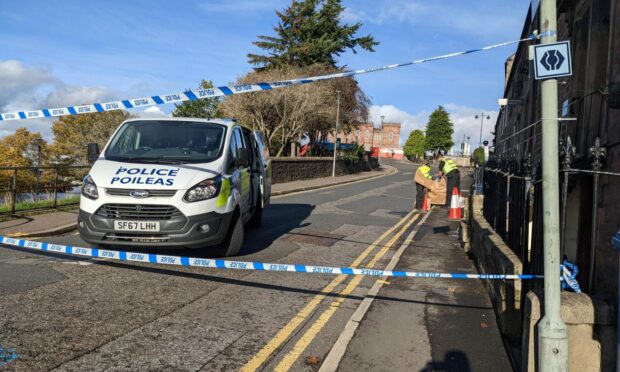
[0,164,395,238]
[0,160,511,371]
[0,211,78,238]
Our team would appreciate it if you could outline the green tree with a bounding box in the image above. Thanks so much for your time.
[473,147,485,165]
[425,106,454,152]
[172,80,223,118]
[51,111,131,165]
[248,0,378,69]
[403,129,426,160]
[0,128,49,203]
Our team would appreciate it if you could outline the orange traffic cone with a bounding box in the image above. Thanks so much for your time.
[422,193,430,212]
[448,187,462,220]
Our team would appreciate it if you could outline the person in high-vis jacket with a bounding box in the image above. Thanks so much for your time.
[414,161,433,210]
[437,154,460,208]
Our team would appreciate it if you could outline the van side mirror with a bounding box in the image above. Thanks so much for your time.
[236,148,250,168]
[87,143,100,164]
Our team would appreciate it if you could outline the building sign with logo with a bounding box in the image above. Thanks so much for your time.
[533,41,572,80]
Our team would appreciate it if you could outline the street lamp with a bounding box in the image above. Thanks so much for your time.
[475,113,491,147]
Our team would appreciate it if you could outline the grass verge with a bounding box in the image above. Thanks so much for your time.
[0,196,81,214]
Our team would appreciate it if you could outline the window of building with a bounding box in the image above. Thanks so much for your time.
[389,132,394,142]
[365,130,370,140]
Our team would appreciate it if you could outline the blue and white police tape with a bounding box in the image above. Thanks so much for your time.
[561,260,581,293]
[0,32,553,122]
[0,236,543,280]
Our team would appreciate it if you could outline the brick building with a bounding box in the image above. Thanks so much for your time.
[327,122,404,159]
[484,0,620,369]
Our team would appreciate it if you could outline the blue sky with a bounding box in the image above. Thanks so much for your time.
[0,0,532,147]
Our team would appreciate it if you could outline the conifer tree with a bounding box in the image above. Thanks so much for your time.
[248,0,378,69]
[425,106,454,152]
[172,80,222,119]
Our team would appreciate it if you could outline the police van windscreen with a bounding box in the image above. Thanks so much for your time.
[105,120,226,164]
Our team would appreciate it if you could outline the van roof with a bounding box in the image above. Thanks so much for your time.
[123,117,238,127]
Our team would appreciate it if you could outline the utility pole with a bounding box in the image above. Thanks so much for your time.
[332,90,341,178]
[538,0,568,370]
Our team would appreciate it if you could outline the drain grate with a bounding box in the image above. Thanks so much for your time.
[286,230,345,247]
[0,347,18,366]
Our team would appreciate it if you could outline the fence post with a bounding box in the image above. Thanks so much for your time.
[53,166,59,208]
[560,137,574,260]
[11,169,17,214]
[589,137,606,291]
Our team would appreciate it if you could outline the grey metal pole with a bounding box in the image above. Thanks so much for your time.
[478,112,484,147]
[537,0,568,370]
[331,90,341,178]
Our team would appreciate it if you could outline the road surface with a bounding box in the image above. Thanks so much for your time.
[0,159,511,371]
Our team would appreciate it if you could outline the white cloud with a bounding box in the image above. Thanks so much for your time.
[369,103,497,151]
[444,103,498,150]
[343,1,426,25]
[0,60,113,140]
[44,86,111,108]
[368,104,427,147]
[135,105,169,118]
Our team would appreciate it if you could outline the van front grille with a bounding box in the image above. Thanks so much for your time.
[105,188,177,197]
[96,204,183,220]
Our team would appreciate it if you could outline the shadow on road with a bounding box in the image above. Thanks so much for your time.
[0,244,493,311]
[69,203,315,258]
[240,202,314,255]
[421,350,472,372]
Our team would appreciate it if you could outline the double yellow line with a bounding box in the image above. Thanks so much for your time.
[241,209,420,371]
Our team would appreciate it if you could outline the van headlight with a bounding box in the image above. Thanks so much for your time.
[184,177,221,203]
[82,174,99,200]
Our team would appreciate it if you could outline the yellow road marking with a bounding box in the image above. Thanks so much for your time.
[273,213,421,371]
[240,209,417,372]
[6,233,26,237]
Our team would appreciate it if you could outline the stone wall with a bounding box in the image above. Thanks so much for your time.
[270,156,378,184]
[462,194,616,371]
[521,291,614,372]
[462,195,524,345]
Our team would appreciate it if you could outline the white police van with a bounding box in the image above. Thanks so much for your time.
[78,118,271,256]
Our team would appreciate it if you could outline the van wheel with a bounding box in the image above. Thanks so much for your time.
[249,196,263,228]
[222,213,244,257]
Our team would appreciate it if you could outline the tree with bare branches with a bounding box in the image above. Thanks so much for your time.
[223,65,369,156]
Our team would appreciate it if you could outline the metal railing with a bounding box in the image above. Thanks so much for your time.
[0,165,90,215]
[476,156,545,292]
[475,136,620,294]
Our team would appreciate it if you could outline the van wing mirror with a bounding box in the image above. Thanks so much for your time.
[236,148,250,168]
[87,143,100,164]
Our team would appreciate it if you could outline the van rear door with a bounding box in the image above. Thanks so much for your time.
[253,131,271,206]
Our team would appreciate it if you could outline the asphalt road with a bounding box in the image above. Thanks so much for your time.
[0,159,511,371]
